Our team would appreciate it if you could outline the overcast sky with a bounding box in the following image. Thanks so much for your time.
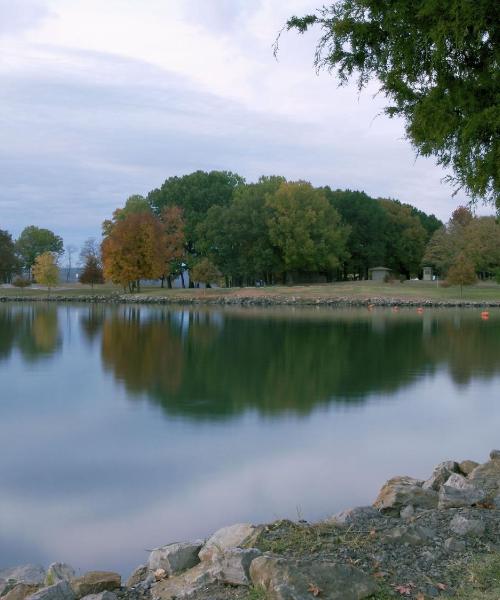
[0,0,493,251]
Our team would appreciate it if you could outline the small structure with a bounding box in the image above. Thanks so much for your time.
[422,266,433,281]
[369,266,392,282]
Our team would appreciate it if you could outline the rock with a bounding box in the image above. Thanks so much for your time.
[152,563,216,599]
[125,566,147,588]
[422,461,460,491]
[79,594,116,600]
[153,570,166,582]
[199,524,262,563]
[148,541,203,575]
[467,459,500,502]
[400,505,415,520]
[382,525,433,546]
[449,514,485,537]
[0,566,46,586]
[70,573,120,599]
[27,581,75,600]
[489,449,500,460]
[438,473,486,508]
[249,555,377,600]
[444,537,466,552]
[373,476,438,514]
[209,548,261,586]
[459,460,479,475]
[2,584,39,600]
[326,506,380,526]
[45,565,75,586]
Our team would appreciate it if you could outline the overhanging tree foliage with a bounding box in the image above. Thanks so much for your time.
[282,1,500,206]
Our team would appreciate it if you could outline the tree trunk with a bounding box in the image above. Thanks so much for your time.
[180,271,186,288]
[167,275,172,289]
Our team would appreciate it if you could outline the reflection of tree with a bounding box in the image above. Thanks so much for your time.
[0,304,61,362]
[80,306,106,344]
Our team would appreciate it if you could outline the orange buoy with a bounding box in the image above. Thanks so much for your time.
[417,307,424,314]
[481,311,489,320]
[392,306,400,312]
[368,304,374,311]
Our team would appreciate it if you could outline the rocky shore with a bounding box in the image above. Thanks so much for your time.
[1,294,500,308]
[2,450,500,600]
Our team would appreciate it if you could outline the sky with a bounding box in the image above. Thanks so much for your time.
[0,0,494,251]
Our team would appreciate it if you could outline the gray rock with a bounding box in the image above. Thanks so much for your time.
[209,548,261,586]
[45,565,75,587]
[373,476,438,514]
[459,460,479,475]
[152,563,216,599]
[27,581,75,600]
[449,514,486,537]
[489,449,500,460]
[148,540,203,575]
[444,537,466,552]
[249,555,377,600]
[79,593,116,600]
[0,567,46,586]
[70,573,120,599]
[422,461,460,491]
[469,458,500,501]
[438,474,486,509]
[125,566,147,588]
[400,505,415,520]
[326,506,380,527]
[2,584,39,600]
[382,525,433,546]
[199,524,262,563]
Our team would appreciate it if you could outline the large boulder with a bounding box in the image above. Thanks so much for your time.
[459,460,479,475]
[438,473,486,509]
[152,563,216,600]
[45,565,75,587]
[26,581,75,600]
[0,566,46,586]
[373,476,438,514]
[2,584,39,600]
[209,548,261,586]
[468,457,500,501]
[148,541,203,575]
[125,566,147,588]
[449,514,485,537]
[422,461,460,491]
[249,556,377,600]
[70,573,120,600]
[199,524,262,563]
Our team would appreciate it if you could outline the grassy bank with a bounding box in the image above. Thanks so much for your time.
[2,280,500,303]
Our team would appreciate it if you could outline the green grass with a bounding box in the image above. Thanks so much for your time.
[2,280,500,302]
[453,553,500,599]
[244,586,267,600]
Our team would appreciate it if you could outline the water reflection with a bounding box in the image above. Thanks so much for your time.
[77,305,500,418]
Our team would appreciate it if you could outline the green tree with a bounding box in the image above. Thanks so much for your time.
[147,170,245,251]
[0,229,18,283]
[378,199,427,277]
[191,257,221,288]
[463,216,500,276]
[283,2,499,205]
[32,252,59,292]
[266,181,349,282]
[447,253,477,296]
[16,226,64,275]
[326,189,388,278]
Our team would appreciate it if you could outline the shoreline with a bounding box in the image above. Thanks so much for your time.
[2,450,500,600]
[2,294,500,308]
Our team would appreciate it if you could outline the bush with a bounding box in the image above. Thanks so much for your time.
[12,276,31,288]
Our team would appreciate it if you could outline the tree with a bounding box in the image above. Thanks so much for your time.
[266,181,349,281]
[378,199,427,277]
[283,2,499,206]
[326,189,388,278]
[148,170,245,251]
[160,205,186,288]
[462,216,500,276]
[16,226,64,275]
[102,195,151,236]
[32,252,59,292]
[80,237,101,264]
[101,212,167,292]
[446,253,476,296]
[80,256,104,288]
[0,229,18,283]
[191,258,221,288]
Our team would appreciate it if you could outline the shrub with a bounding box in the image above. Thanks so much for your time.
[12,276,31,288]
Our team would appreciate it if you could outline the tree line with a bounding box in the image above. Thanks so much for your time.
[2,170,500,290]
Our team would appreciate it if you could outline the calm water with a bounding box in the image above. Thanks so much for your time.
[1,303,499,575]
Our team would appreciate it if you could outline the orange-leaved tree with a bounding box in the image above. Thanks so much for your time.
[102,212,167,292]
[160,205,186,288]
[32,252,59,293]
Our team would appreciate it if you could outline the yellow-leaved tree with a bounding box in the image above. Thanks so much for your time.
[32,252,59,293]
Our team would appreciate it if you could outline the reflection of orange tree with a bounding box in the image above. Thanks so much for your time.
[101,310,184,395]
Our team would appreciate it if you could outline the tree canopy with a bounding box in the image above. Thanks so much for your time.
[283,1,500,207]
[16,226,64,273]
[0,229,18,283]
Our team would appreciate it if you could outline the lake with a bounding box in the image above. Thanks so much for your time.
[1,302,499,576]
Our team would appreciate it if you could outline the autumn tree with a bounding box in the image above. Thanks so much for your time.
[446,253,477,297]
[266,181,349,282]
[0,229,18,283]
[101,212,167,292]
[80,256,104,288]
[283,2,499,205]
[191,258,221,288]
[159,205,186,288]
[102,195,151,236]
[32,252,59,293]
[16,226,64,276]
